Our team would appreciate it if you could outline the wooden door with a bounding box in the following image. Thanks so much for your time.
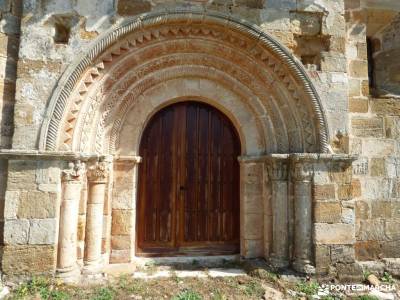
[137,102,240,256]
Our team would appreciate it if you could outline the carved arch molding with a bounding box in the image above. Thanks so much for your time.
[39,9,330,155]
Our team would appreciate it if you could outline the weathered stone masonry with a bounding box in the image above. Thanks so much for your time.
[0,0,399,282]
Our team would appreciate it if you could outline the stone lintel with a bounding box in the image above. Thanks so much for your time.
[238,153,358,164]
[0,150,142,163]
[113,155,142,163]
[0,149,102,161]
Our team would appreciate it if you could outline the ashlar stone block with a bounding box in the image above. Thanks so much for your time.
[2,245,56,275]
[17,191,57,219]
[349,60,368,78]
[355,241,381,261]
[356,219,385,241]
[314,201,342,223]
[351,117,384,138]
[28,219,57,244]
[331,245,355,264]
[314,223,355,245]
[4,219,29,244]
[111,210,133,236]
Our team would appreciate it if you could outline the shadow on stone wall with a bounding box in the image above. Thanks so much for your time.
[0,0,22,269]
[372,13,400,97]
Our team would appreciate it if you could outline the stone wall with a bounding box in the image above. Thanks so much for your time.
[0,0,399,280]
[350,97,400,262]
[2,159,62,277]
[373,14,400,96]
[0,0,22,274]
[0,0,21,149]
[10,0,350,149]
[110,160,137,264]
[345,1,400,262]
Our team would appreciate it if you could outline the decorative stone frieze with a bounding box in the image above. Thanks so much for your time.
[56,160,86,282]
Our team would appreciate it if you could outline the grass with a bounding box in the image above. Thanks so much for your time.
[10,277,70,300]
[363,270,372,281]
[210,288,227,300]
[172,289,202,300]
[7,275,266,299]
[295,279,320,296]
[248,268,278,283]
[355,296,379,300]
[91,287,115,300]
[243,280,265,298]
[7,265,395,300]
[320,296,339,300]
[381,272,395,284]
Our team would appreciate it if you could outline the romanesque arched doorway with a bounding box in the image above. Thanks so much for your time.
[137,102,241,256]
[38,10,334,275]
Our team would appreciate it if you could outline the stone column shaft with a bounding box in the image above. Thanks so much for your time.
[267,159,289,268]
[83,159,110,275]
[292,161,315,274]
[57,161,85,282]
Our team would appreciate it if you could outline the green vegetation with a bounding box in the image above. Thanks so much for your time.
[11,277,69,300]
[355,295,379,300]
[249,268,278,283]
[7,263,395,300]
[172,289,202,300]
[381,272,394,284]
[91,287,115,300]
[295,280,320,296]
[363,270,372,281]
[243,280,265,298]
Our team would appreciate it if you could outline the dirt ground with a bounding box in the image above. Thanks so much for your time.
[4,260,400,300]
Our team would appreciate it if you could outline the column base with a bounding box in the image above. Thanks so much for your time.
[82,258,104,276]
[269,255,289,269]
[56,265,81,283]
[292,260,316,275]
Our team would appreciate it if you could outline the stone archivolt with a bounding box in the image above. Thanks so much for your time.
[39,10,329,155]
[36,10,335,280]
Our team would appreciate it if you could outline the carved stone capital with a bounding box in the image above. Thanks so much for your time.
[87,159,111,183]
[291,161,314,182]
[266,159,288,181]
[62,160,86,182]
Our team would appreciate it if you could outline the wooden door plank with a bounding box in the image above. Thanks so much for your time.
[137,101,241,255]
[177,103,187,248]
[197,106,210,242]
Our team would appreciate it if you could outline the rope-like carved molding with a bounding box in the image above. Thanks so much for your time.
[67,28,276,152]
[39,9,330,153]
[72,32,310,153]
[105,66,283,155]
[94,57,295,154]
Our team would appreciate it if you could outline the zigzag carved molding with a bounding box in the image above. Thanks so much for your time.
[39,9,330,153]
